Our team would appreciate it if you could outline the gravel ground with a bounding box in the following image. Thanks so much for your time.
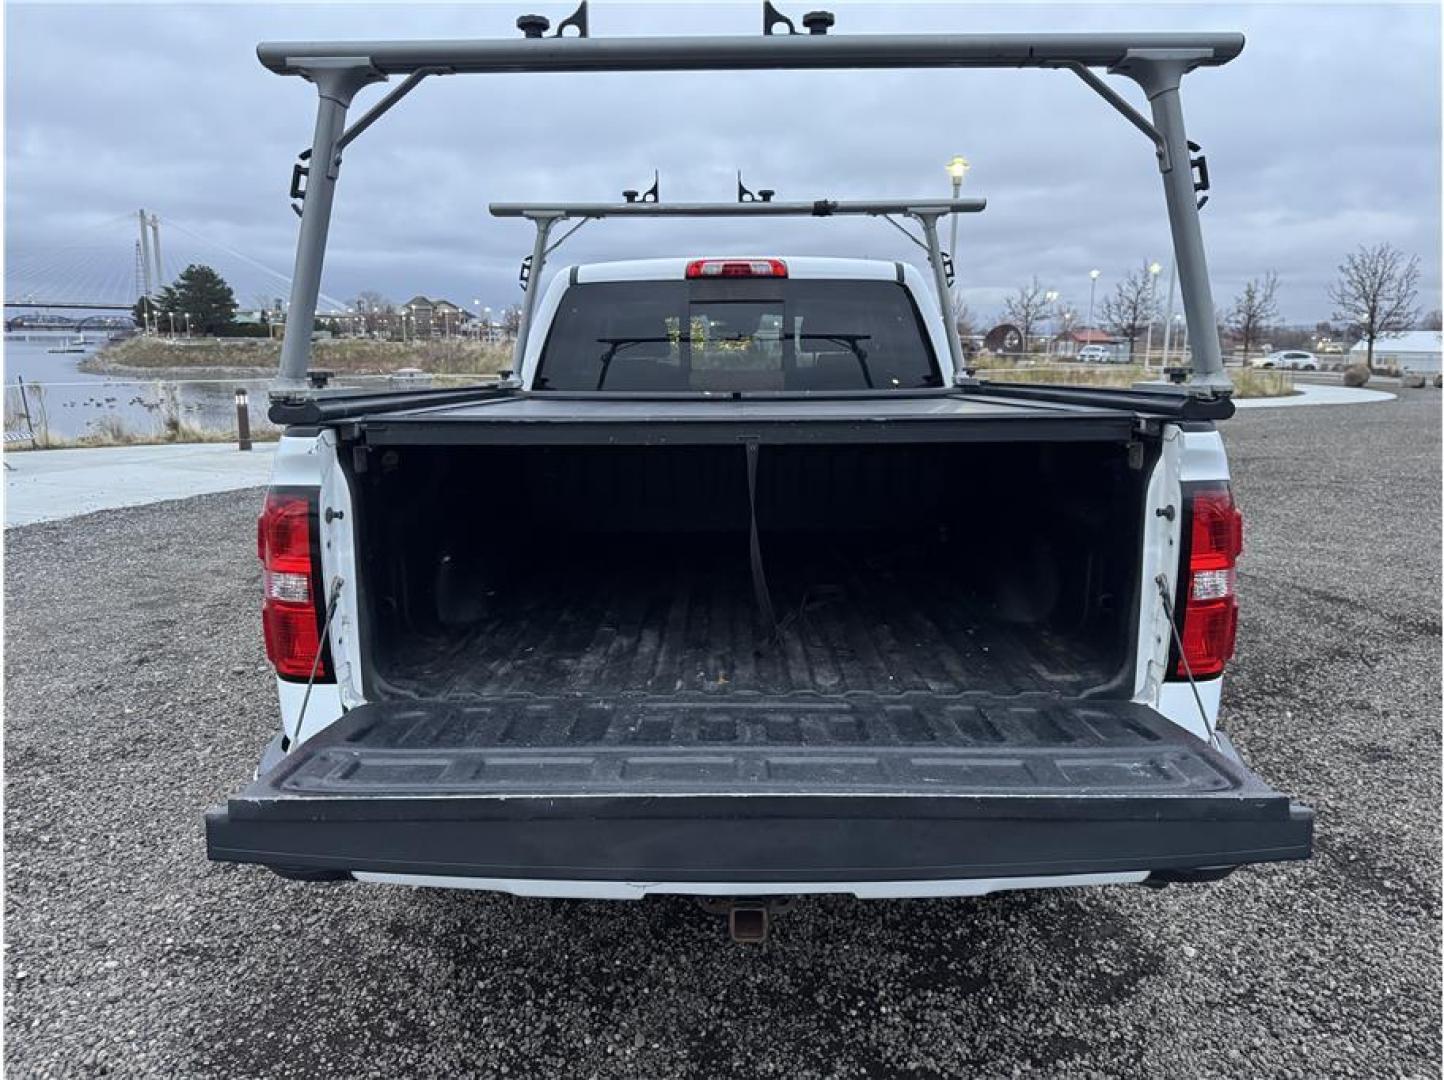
[5,390,1440,1078]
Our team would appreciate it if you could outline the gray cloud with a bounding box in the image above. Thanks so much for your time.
[6,2,1440,324]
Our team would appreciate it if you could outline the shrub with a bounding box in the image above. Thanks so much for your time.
[214,322,273,338]
[1342,365,1371,387]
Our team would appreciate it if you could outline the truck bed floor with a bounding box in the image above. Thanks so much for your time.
[379,539,1122,700]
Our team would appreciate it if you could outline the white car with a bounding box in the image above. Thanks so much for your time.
[1076,344,1113,363]
[1252,350,1318,371]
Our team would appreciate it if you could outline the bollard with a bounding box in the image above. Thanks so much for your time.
[235,387,253,451]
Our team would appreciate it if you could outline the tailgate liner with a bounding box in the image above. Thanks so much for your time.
[207,694,1314,882]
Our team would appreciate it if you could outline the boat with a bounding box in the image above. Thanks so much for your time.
[46,334,88,354]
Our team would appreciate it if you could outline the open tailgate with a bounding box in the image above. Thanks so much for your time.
[206,694,1313,883]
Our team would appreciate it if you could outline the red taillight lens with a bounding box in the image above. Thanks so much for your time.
[258,490,330,680]
[1171,484,1243,680]
[685,258,787,279]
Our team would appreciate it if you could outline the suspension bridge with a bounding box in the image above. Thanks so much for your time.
[5,209,347,320]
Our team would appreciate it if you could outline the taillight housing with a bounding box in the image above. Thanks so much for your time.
[257,489,332,681]
[1169,482,1243,680]
[685,258,787,279]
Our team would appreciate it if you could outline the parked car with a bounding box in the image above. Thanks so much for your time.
[1252,350,1319,370]
[1076,344,1113,363]
[207,254,1314,910]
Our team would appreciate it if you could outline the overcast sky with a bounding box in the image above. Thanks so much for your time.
[6,1,1441,325]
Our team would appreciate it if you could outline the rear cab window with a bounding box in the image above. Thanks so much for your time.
[533,277,942,392]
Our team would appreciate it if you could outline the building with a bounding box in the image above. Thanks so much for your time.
[1349,330,1442,375]
[401,296,473,339]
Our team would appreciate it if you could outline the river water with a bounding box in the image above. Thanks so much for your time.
[4,331,273,441]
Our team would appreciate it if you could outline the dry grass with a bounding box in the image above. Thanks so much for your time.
[86,335,512,376]
[972,358,1295,399]
[7,423,281,451]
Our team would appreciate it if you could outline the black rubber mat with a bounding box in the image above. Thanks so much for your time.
[378,541,1124,700]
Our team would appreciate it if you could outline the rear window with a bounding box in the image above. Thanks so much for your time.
[533,278,942,392]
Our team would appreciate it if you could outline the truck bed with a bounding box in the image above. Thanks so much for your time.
[379,535,1120,700]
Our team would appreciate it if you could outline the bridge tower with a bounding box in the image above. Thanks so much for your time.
[134,241,146,302]
[137,209,154,296]
[149,213,164,289]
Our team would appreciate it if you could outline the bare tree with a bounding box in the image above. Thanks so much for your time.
[1329,243,1420,371]
[353,290,394,335]
[1004,277,1053,355]
[1227,272,1280,360]
[1101,265,1160,362]
[501,303,524,336]
[1423,309,1442,331]
[950,288,976,342]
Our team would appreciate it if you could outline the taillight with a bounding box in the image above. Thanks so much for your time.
[685,258,787,279]
[257,489,331,681]
[1170,483,1243,680]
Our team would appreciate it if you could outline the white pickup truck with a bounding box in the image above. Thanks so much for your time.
[206,253,1313,916]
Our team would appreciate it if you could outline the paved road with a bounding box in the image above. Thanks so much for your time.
[4,388,1439,1078]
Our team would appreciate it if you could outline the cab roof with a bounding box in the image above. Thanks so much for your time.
[574,257,901,283]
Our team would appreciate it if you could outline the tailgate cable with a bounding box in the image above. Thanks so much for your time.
[1155,573,1216,744]
[291,575,344,746]
[745,442,780,645]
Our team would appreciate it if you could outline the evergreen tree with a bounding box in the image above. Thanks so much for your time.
[170,264,238,334]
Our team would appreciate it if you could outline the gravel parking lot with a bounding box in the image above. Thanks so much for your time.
[5,390,1440,1078]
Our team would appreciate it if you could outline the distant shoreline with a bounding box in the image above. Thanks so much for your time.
[81,334,512,381]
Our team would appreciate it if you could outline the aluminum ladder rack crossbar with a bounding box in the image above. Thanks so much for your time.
[488,199,986,219]
[490,198,987,384]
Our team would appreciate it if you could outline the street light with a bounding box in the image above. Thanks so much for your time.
[1160,260,1179,367]
[1144,262,1162,369]
[1086,269,1101,335]
[1043,290,1059,356]
[183,311,192,338]
[944,155,970,288]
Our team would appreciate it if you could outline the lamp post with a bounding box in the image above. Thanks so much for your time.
[183,311,192,338]
[1086,269,1101,334]
[945,156,970,285]
[1043,290,1059,357]
[234,387,252,451]
[1160,260,1179,367]
[1144,261,1162,369]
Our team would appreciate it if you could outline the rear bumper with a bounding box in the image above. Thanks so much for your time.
[205,695,1314,887]
[207,795,1312,883]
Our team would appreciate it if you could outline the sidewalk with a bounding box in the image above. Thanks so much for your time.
[1234,383,1396,409]
[4,441,275,527]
